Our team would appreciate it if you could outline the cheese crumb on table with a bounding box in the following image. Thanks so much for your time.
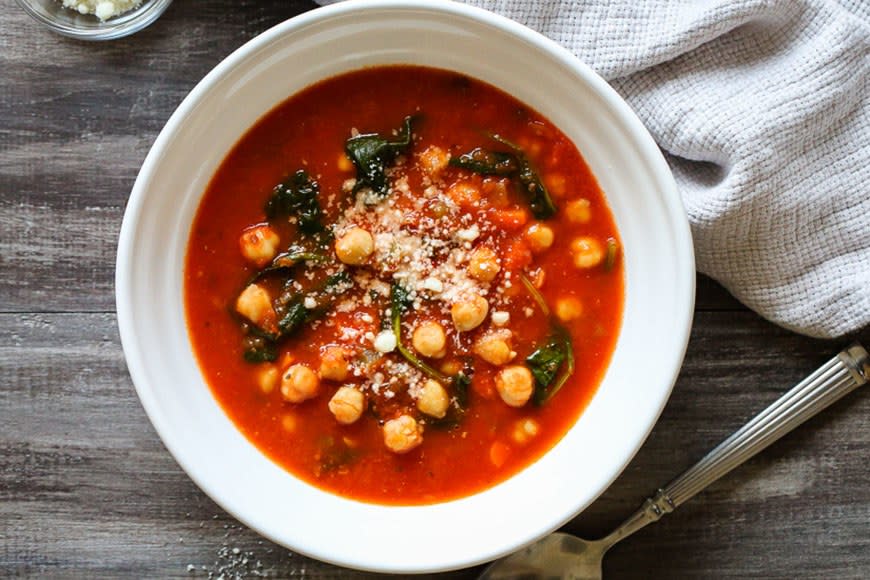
[59,0,142,21]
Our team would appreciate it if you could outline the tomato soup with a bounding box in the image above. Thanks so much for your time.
[185,66,623,505]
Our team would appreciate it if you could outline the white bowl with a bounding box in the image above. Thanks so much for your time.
[116,0,694,573]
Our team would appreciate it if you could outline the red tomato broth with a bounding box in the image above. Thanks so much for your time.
[185,66,623,505]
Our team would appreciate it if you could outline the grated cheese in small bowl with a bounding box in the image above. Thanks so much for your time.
[60,0,141,21]
[16,0,173,40]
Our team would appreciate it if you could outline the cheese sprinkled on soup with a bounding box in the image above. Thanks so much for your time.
[185,66,623,505]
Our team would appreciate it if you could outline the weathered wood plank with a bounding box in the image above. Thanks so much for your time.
[1,312,867,578]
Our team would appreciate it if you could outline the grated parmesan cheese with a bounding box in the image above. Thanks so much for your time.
[456,224,480,241]
[492,311,510,326]
[373,330,397,353]
[306,135,538,407]
[60,0,141,20]
[422,277,444,293]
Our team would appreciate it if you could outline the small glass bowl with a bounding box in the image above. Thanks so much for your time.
[15,0,173,40]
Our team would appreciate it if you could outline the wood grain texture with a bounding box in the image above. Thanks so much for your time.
[2,313,867,579]
[1,1,868,578]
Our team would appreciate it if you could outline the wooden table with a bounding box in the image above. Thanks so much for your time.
[2,2,868,578]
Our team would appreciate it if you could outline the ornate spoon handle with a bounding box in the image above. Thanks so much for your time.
[602,343,869,547]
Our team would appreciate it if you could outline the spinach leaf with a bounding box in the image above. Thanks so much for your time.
[527,333,566,393]
[527,326,574,405]
[265,170,327,235]
[518,272,575,404]
[519,271,550,316]
[245,247,330,293]
[277,300,310,336]
[242,335,278,363]
[240,271,351,362]
[390,282,413,318]
[345,116,415,200]
[322,270,352,291]
[452,370,471,410]
[449,148,518,175]
[503,142,557,221]
[271,247,327,269]
[275,271,351,337]
[245,264,294,288]
[449,135,557,220]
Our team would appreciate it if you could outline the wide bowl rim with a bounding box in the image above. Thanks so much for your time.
[116,0,695,573]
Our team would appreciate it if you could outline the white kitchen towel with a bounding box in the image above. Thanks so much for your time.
[317,0,869,338]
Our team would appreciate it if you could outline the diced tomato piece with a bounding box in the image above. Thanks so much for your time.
[489,441,511,468]
[489,207,529,230]
[502,238,533,271]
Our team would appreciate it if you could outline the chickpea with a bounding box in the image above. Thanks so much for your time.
[451,294,489,332]
[511,418,541,445]
[328,386,366,425]
[467,246,501,282]
[473,330,516,366]
[525,223,554,253]
[417,379,449,419]
[235,284,277,332]
[280,364,320,403]
[239,225,280,267]
[335,227,374,265]
[257,365,279,394]
[419,145,450,176]
[495,365,534,408]
[555,296,583,322]
[566,198,592,224]
[412,321,447,358]
[571,236,604,269]
[446,181,481,206]
[383,415,423,454]
[319,346,350,381]
[481,178,510,208]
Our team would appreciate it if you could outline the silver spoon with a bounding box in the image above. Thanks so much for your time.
[481,343,869,580]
